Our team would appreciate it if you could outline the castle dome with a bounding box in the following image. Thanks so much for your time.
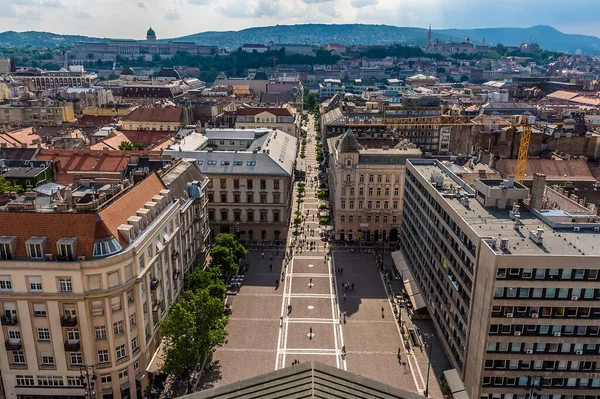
[146,27,156,38]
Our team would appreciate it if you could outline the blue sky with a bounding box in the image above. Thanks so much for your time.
[0,0,598,39]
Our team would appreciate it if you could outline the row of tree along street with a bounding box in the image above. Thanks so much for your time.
[159,233,247,394]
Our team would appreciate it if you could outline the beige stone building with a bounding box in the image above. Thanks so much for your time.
[0,101,75,127]
[0,170,209,399]
[327,129,421,243]
[164,128,297,242]
[120,107,183,132]
[400,159,600,399]
[235,106,298,137]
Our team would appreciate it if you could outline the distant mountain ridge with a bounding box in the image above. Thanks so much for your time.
[1,24,600,54]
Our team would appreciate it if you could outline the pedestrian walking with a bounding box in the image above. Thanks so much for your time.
[262,252,265,259]
[309,327,313,339]
[351,282,355,291]
[280,316,283,328]
[269,264,273,272]
[270,254,273,261]
[343,293,346,301]
[341,268,344,275]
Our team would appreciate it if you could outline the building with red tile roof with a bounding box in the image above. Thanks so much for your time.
[121,106,183,131]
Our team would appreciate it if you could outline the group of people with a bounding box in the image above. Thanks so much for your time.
[342,281,355,291]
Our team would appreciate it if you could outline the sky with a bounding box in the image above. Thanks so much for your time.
[1,0,600,39]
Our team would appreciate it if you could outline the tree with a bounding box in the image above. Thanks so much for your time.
[185,267,225,299]
[318,190,328,200]
[213,233,247,260]
[209,246,238,277]
[118,141,133,150]
[160,289,228,393]
[0,175,24,194]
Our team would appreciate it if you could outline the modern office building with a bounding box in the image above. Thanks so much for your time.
[0,170,209,399]
[327,129,421,242]
[400,159,600,399]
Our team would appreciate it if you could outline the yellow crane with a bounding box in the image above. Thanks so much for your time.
[344,114,532,183]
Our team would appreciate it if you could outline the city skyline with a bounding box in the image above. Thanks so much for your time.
[0,0,600,40]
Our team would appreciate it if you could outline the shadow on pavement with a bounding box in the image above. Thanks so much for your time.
[196,360,223,391]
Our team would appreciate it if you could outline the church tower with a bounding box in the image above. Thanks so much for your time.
[426,24,432,48]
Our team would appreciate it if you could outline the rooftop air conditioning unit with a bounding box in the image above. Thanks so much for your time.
[506,313,513,318]
[526,349,533,354]
[500,238,509,251]
[574,227,581,232]
[594,226,600,232]
[554,332,561,337]
[576,350,583,355]
[531,313,539,318]
[514,331,521,336]
[572,296,579,301]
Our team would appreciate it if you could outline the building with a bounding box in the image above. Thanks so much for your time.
[120,107,184,132]
[400,159,600,399]
[164,128,297,242]
[240,44,269,53]
[11,67,98,91]
[405,74,440,89]
[327,129,421,242]
[269,44,315,56]
[0,101,75,127]
[319,79,344,99]
[234,106,297,136]
[0,128,44,149]
[0,160,53,190]
[71,28,216,61]
[0,58,16,74]
[179,361,426,399]
[0,172,202,399]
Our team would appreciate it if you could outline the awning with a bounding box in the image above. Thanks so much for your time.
[391,251,426,310]
[135,373,144,382]
[444,369,467,395]
[102,388,113,395]
[146,340,166,373]
[120,382,131,391]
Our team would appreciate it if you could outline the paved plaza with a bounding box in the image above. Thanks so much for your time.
[202,116,446,398]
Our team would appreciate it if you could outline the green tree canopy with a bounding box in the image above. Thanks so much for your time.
[0,176,24,194]
[118,141,133,150]
[185,267,226,299]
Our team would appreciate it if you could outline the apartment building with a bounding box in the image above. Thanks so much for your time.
[234,106,298,137]
[400,159,600,399]
[0,171,208,399]
[327,129,421,242]
[120,107,184,132]
[0,101,75,127]
[164,128,297,242]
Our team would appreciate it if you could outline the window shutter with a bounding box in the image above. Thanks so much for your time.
[88,275,101,290]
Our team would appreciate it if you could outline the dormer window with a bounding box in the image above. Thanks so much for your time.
[346,160,352,166]
[57,237,77,261]
[26,236,47,260]
[0,236,16,260]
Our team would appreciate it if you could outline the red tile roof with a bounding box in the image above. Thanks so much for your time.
[237,107,293,117]
[120,130,174,147]
[0,212,98,259]
[123,107,183,123]
[78,115,118,126]
[99,173,166,247]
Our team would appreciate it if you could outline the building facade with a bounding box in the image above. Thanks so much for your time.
[11,68,98,91]
[164,128,297,242]
[0,102,75,127]
[327,129,421,243]
[400,159,600,399]
[120,107,184,132]
[0,172,208,399]
[234,107,298,136]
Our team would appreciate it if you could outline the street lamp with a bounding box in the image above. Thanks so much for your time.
[423,333,433,397]
[79,365,98,399]
[523,376,545,398]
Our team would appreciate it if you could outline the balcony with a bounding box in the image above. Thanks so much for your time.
[0,315,18,326]
[152,300,163,313]
[64,340,81,352]
[150,278,159,290]
[61,315,78,327]
[5,339,22,351]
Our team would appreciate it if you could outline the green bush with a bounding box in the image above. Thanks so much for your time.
[318,190,327,200]
[318,204,327,210]
[319,217,330,225]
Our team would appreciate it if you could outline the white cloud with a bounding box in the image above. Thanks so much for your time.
[303,0,332,3]
[73,10,91,18]
[40,0,65,7]
[188,0,210,4]
[137,1,145,8]
[164,10,181,20]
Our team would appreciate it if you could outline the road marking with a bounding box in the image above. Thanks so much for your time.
[289,293,333,299]
[307,305,314,310]
[287,318,336,323]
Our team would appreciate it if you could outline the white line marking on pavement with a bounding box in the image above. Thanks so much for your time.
[331,253,347,371]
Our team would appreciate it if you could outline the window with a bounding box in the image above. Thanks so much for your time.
[101,375,112,384]
[260,194,267,204]
[67,376,82,387]
[41,353,54,365]
[111,296,122,312]
[377,175,382,183]
[376,188,381,196]
[247,193,254,203]
[116,344,127,360]
[220,179,226,189]
[368,188,373,196]
[129,312,137,328]
[247,179,253,189]
[134,361,139,371]
[341,200,346,209]
[66,328,79,341]
[247,211,254,222]
[394,187,399,196]
[70,352,83,365]
[16,376,34,386]
[0,236,15,260]
[360,175,364,183]
[98,349,109,363]
[260,211,267,222]
[28,276,42,292]
[59,278,72,292]
[13,351,25,364]
[273,212,280,222]
[274,180,280,190]
[92,301,103,316]
[37,376,63,386]
[0,276,12,291]
[26,237,46,259]
[95,326,107,340]
[37,328,50,341]
[132,337,138,352]
[33,303,47,317]
[273,193,281,204]
[260,180,266,190]
[8,330,21,340]
[113,321,124,336]
[57,237,76,260]
[220,193,227,202]
[118,368,128,379]
[233,179,240,189]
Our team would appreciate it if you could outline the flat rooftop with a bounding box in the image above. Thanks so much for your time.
[411,161,600,256]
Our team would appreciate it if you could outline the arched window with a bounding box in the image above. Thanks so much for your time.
[346,175,351,182]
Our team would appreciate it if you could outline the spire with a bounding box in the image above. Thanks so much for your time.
[426,24,432,48]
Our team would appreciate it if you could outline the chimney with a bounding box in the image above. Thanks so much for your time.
[506,176,515,188]
[530,173,546,211]
[64,187,74,208]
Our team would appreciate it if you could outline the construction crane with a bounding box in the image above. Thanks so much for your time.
[344,114,533,183]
